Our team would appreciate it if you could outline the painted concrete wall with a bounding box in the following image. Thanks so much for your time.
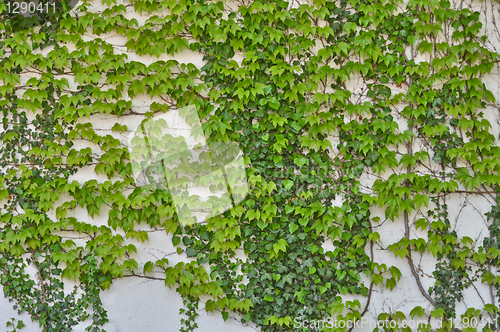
[1,0,500,331]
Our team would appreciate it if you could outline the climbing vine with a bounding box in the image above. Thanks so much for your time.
[1,0,500,330]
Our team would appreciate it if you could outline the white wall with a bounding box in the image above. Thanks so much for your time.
[2,0,500,331]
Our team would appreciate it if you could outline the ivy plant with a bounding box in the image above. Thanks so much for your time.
[1,0,500,330]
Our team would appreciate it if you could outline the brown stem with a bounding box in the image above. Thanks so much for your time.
[31,251,46,305]
[404,135,436,307]
[31,250,47,330]
[348,218,375,332]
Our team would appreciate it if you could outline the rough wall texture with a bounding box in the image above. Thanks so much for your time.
[1,0,500,331]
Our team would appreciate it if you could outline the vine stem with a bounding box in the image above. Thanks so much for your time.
[348,218,375,332]
[404,134,436,307]
[122,272,165,281]
[404,210,436,307]
[31,251,46,305]
[31,250,47,330]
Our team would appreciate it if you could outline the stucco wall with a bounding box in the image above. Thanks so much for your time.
[1,0,500,331]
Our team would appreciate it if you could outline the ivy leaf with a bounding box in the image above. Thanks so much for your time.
[272,239,288,256]
[269,97,280,110]
[283,180,294,190]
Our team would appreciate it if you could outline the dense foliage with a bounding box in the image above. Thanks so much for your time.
[0,0,500,330]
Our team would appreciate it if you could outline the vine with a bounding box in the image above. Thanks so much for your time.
[0,0,500,330]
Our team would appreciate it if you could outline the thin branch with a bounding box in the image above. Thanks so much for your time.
[405,130,436,307]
